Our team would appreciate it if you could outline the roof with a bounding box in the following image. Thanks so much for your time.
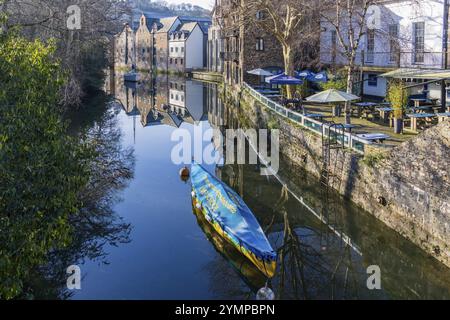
[179,17,211,34]
[380,68,450,80]
[175,22,198,34]
[157,16,180,33]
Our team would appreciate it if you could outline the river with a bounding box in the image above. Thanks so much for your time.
[66,72,450,300]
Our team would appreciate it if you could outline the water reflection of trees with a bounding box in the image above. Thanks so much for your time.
[25,102,135,299]
[215,161,450,300]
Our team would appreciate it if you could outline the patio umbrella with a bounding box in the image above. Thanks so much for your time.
[296,70,328,83]
[306,89,360,117]
[306,89,360,103]
[247,68,274,77]
[265,73,303,85]
[247,68,273,87]
[296,70,314,79]
[309,71,328,83]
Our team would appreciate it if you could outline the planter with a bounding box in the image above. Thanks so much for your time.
[393,118,403,134]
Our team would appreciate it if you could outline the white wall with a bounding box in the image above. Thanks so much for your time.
[169,88,185,107]
[185,80,205,121]
[169,41,185,58]
[363,73,388,97]
[186,25,205,69]
[320,0,446,69]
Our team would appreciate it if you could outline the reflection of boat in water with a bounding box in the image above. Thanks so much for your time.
[192,199,267,291]
[124,72,141,83]
[191,163,277,278]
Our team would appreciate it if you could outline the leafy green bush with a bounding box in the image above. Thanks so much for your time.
[320,69,347,91]
[387,80,408,119]
[0,34,93,299]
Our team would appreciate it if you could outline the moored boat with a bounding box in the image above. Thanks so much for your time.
[191,198,267,291]
[190,163,277,278]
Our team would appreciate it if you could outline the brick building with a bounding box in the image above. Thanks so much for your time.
[212,0,284,86]
[135,14,159,71]
[115,15,210,73]
[114,23,135,69]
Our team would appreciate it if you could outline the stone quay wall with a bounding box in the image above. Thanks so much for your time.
[224,86,450,268]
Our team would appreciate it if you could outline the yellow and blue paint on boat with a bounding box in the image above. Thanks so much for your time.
[190,162,277,278]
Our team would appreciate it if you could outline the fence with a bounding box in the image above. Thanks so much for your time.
[321,51,445,70]
[243,82,372,154]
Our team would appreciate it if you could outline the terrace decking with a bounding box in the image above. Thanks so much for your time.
[245,83,449,152]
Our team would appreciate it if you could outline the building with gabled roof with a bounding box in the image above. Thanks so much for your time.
[168,21,207,73]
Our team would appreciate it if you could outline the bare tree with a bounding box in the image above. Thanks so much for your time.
[221,0,318,99]
[318,0,382,124]
[2,0,130,107]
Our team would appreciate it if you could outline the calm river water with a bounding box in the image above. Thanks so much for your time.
[67,73,450,300]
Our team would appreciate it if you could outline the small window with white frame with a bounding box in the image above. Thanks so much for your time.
[256,38,264,51]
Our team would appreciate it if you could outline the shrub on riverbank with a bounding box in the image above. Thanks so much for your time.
[0,33,94,299]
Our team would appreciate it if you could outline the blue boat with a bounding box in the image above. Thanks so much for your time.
[190,163,277,278]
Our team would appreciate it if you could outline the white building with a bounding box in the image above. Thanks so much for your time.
[320,0,450,101]
[207,3,224,73]
[168,22,208,73]
[169,79,206,124]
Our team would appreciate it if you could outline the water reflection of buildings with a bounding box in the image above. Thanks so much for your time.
[110,73,209,129]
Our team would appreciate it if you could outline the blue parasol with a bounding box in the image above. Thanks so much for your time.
[265,73,303,85]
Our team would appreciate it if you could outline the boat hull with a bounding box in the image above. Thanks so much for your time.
[192,196,277,278]
[192,198,267,290]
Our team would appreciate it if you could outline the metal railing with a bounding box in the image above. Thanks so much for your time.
[243,82,372,154]
[321,51,445,69]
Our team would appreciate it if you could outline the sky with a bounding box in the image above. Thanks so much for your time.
[167,0,214,10]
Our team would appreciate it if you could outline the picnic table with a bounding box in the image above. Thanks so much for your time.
[406,113,437,132]
[284,98,302,104]
[410,98,428,108]
[342,124,358,134]
[257,89,280,95]
[356,133,390,144]
[376,107,393,122]
[353,102,378,117]
[436,112,450,123]
[409,105,433,113]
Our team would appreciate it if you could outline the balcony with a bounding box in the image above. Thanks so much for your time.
[321,50,445,70]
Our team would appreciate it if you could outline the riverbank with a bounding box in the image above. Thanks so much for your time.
[219,82,450,269]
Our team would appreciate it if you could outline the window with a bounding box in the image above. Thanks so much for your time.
[256,38,264,51]
[180,58,184,65]
[331,30,337,63]
[256,11,264,20]
[171,47,174,52]
[175,58,178,65]
[181,47,184,53]
[170,58,173,64]
[389,25,400,63]
[367,74,378,87]
[366,29,375,63]
[413,22,425,63]
[176,47,179,53]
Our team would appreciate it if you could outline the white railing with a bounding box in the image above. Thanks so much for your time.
[243,82,372,154]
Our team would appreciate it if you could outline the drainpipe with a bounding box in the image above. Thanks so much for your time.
[442,0,449,109]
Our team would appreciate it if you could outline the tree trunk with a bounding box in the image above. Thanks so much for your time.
[345,58,355,125]
[283,44,294,99]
